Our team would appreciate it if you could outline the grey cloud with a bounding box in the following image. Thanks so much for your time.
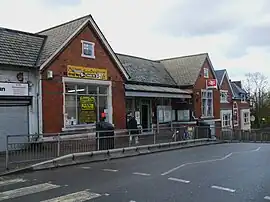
[226,24,270,58]
[155,0,242,37]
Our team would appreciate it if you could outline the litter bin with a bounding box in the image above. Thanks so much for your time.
[96,121,115,150]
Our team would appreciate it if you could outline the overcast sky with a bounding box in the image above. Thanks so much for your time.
[0,0,269,82]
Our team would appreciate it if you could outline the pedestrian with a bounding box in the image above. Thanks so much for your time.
[127,112,139,144]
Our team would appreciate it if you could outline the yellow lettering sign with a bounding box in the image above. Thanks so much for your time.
[67,65,108,80]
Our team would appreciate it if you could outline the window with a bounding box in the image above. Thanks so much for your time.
[233,102,238,126]
[241,94,246,102]
[220,90,228,103]
[243,112,250,124]
[222,112,231,127]
[203,68,209,78]
[201,90,213,117]
[177,110,190,121]
[64,83,109,127]
[81,40,95,58]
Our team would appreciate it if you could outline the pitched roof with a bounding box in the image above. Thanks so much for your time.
[215,69,226,85]
[159,53,208,86]
[231,81,247,98]
[117,53,176,86]
[37,15,90,66]
[37,15,130,79]
[0,27,45,67]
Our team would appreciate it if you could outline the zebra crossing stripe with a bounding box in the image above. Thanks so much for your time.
[0,183,60,201]
[0,178,27,187]
[41,190,101,202]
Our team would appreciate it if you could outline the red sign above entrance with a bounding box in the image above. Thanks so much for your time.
[206,79,217,89]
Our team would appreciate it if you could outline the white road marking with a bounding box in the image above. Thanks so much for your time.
[161,146,263,176]
[130,200,136,202]
[161,152,233,176]
[41,190,101,202]
[255,147,261,151]
[133,172,151,176]
[211,185,235,193]
[102,169,118,172]
[104,193,110,196]
[168,177,190,184]
[264,196,270,200]
[0,183,60,201]
[0,178,27,187]
[81,166,91,169]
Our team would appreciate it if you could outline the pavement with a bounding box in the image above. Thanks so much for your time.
[1,143,269,201]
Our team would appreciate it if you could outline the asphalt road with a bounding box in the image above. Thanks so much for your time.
[1,143,270,202]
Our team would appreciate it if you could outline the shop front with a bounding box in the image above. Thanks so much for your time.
[0,82,32,151]
[125,84,192,132]
[62,65,113,131]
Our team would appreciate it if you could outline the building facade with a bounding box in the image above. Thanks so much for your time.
[38,15,129,133]
[161,54,221,137]
[231,81,251,131]
[0,28,44,151]
[215,69,234,130]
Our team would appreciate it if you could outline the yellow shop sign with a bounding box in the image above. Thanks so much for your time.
[67,65,108,80]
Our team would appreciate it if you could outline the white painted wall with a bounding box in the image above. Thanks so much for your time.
[240,108,251,130]
[0,68,39,134]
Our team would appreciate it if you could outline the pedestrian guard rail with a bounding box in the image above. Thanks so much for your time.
[4,125,270,170]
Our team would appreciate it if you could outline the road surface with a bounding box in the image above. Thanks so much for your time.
[1,143,270,201]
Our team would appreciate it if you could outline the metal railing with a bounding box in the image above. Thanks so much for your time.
[219,128,270,142]
[4,125,211,170]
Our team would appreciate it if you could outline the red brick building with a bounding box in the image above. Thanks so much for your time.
[161,53,221,137]
[38,15,130,133]
[215,69,234,129]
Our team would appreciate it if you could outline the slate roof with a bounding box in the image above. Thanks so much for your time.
[160,53,208,86]
[37,15,90,66]
[231,82,247,98]
[215,69,226,85]
[116,53,176,86]
[0,28,45,67]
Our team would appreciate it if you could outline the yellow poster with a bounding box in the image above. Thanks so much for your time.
[80,96,95,111]
[67,65,108,80]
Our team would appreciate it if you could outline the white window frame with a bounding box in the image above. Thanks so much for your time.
[203,68,209,78]
[62,77,112,131]
[241,94,246,103]
[221,110,232,128]
[81,40,95,59]
[220,90,228,103]
[201,89,213,117]
[243,112,250,125]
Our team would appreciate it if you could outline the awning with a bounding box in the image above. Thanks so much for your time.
[125,84,191,98]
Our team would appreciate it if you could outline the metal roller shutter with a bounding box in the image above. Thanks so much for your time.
[0,106,29,152]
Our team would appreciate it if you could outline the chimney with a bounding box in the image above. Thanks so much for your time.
[232,81,242,88]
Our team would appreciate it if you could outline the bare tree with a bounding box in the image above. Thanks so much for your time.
[243,72,268,127]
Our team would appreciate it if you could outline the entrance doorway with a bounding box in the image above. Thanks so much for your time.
[141,104,149,131]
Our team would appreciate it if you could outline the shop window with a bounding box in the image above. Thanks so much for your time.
[64,83,109,127]
[177,110,190,121]
[201,90,213,117]
[81,40,95,59]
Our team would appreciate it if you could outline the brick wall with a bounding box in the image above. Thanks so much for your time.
[42,24,126,133]
[193,59,220,119]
